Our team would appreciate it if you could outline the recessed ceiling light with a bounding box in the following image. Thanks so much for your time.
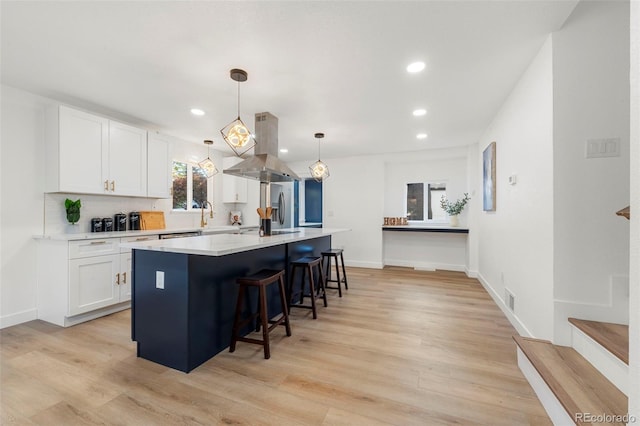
[190,108,205,116]
[407,62,425,73]
[416,133,428,140]
[279,148,289,153]
[413,109,427,116]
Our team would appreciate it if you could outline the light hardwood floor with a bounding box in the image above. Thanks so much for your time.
[1,267,551,425]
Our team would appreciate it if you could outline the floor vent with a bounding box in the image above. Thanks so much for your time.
[505,289,515,312]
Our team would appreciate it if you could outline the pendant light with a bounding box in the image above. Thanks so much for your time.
[309,132,330,182]
[220,68,256,156]
[198,140,219,178]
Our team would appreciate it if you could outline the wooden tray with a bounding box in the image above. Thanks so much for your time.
[140,211,166,230]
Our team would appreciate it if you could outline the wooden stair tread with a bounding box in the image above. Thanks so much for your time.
[514,335,627,425]
[568,318,629,365]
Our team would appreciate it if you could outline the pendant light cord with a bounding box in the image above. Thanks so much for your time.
[237,80,241,119]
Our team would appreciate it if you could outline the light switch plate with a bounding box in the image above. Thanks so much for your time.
[508,175,517,185]
[585,137,620,158]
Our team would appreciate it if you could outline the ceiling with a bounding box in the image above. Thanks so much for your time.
[1,1,577,162]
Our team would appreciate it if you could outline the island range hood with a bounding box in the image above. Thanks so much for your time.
[223,112,300,183]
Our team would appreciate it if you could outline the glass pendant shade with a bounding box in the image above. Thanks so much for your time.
[199,140,219,178]
[309,160,329,182]
[220,116,256,156]
[309,132,329,182]
[220,68,256,157]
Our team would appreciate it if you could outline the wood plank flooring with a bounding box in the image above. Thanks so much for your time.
[568,317,629,365]
[1,267,550,425]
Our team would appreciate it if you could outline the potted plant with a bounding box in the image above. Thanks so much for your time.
[65,198,81,231]
[440,193,470,227]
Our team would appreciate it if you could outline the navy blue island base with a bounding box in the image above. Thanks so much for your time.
[131,235,331,372]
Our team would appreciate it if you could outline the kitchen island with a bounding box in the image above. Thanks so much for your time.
[123,228,348,372]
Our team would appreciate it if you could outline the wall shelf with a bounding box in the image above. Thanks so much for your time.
[382,226,469,234]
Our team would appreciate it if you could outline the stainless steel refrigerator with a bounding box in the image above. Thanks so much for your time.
[270,182,293,229]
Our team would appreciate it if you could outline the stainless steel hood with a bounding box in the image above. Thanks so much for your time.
[223,112,300,183]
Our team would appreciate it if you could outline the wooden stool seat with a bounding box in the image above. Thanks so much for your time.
[229,269,291,359]
[321,249,349,297]
[288,256,327,319]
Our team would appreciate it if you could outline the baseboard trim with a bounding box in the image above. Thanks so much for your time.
[1,308,38,329]
[477,272,533,338]
[345,260,384,269]
[384,259,466,272]
[62,303,131,327]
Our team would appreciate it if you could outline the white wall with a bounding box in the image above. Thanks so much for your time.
[476,36,555,340]
[552,0,630,345]
[1,86,48,327]
[628,0,639,418]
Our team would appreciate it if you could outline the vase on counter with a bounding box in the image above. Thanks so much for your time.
[449,215,459,227]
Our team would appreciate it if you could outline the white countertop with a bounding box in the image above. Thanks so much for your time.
[120,227,350,257]
[34,225,259,241]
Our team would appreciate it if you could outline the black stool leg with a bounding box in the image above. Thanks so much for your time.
[333,254,343,297]
[299,266,306,304]
[259,284,270,359]
[278,275,292,336]
[288,266,297,308]
[307,264,317,319]
[340,252,348,290]
[230,284,246,353]
[318,262,328,307]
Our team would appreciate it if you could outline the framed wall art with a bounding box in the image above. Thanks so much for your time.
[483,141,496,211]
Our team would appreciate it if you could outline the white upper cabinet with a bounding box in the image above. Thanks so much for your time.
[222,156,248,203]
[147,132,172,198]
[57,106,109,194]
[46,105,148,196]
[107,121,147,196]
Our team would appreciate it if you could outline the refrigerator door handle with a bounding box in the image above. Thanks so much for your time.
[278,192,285,225]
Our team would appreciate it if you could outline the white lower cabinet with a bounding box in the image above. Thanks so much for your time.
[37,234,157,327]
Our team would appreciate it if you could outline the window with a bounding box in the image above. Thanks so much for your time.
[406,182,447,221]
[172,161,209,211]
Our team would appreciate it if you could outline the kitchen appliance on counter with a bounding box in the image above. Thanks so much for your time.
[102,217,113,232]
[129,212,141,230]
[114,213,127,231]
[90,218,103,232]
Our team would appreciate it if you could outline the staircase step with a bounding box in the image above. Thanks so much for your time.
[568,318,628,365]
[513,335,627,425]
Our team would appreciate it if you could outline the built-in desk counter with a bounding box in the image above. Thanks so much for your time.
[382,225,469,272]
[127,228,349,372]
[382,225,469,234]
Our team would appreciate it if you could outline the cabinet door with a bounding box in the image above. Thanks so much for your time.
[58,106,108,194]
[147,133,172,198]
[69,254,120,316]
[108,121,147,196]
[119,252,132,302]
[222,157,248,203]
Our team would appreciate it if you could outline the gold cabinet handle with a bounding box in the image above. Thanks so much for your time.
[116,273,120,285]
[90,241,107,245]
[104,180,109,191]
[111,181,115,191]
[135,237,150,241]
[123,272,127,284]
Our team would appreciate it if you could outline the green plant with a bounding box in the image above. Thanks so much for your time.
[65,198,81,224]
[440,193,470,216]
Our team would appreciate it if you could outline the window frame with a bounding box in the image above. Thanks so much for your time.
[171,160,212,213]
[405,181,449,224]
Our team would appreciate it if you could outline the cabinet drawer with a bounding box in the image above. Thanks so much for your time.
[69,239,119,259]
[120,235,158,253]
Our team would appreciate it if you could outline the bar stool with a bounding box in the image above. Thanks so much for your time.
[229,269,291,359]
[321,249,349,297]
[288,256,327,319]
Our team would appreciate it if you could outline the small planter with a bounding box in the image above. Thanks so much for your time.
[449,215,459,227]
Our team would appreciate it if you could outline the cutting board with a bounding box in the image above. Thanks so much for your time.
[140,211,166,230]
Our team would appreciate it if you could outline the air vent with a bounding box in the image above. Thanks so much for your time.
[504,289,515,312]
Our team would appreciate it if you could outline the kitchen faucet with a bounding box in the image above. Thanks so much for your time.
[200,201,214,227]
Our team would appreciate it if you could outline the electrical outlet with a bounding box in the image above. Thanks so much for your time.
[504,288,515,312]
[156,271,165,289]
